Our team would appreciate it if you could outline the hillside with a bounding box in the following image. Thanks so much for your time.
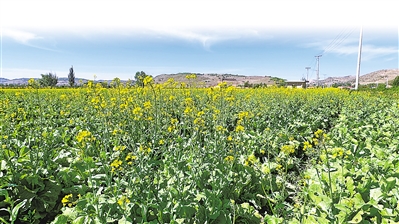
[1,69,397,87]
[154,73,276,87]
[320,69,399,86]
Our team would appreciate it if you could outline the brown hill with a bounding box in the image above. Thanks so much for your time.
[154,73,276,87]
[321,69,399,86]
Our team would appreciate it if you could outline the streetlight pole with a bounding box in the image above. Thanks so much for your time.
[355,26,363,90]
[315,55,322,87]
[305,67,311,87]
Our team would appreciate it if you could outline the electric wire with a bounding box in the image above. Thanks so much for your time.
[323,28,355,55]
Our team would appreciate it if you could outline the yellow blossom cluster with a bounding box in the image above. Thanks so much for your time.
[281,145,295,155]
[76,130,96,143]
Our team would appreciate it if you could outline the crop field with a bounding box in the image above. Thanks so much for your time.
[1,81,399,223]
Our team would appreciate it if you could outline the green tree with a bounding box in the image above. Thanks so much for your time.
[39,72,58,87]
[392,76,399,87]
[134,71,149,87]
[68,66,75,87]
[111,77,121,88]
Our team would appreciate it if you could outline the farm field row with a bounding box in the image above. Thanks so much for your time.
[1,84,399,223]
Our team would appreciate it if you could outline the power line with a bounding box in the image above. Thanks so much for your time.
[318,28,348,56]
[323,28,355,55]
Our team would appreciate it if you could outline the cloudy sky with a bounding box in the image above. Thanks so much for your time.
[1,0,398,81]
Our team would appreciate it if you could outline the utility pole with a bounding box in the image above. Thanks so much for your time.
[305,67,311,81]
[355,26,363,90]
[305,67,311,88]
[315,55,322,87]
[386,75,389,88]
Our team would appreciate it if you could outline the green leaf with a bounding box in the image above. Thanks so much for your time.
[51,215,69,224]
[72,216,86,224]
[0,160,7,170]
[346,176,355,196]
[195,192,206,202]
[348,210,363,223]
[370,188,382,202]
[384,177,396,192]
[175,218,185,224]
[11,199,27,222]
[118,217,133,224]
[0,216,9,224]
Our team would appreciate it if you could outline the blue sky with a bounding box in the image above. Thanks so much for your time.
[1,0,398,81]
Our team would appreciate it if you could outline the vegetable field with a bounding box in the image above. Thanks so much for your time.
[1,82,399,223]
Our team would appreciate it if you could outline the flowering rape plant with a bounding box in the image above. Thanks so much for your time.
[0,86,398,223]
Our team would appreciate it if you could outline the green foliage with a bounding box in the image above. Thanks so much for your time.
[392,75,399,87]
[110,77,121,88]
[68,66,75,87]
[134,71,150,87]
[39,72,58,87]
[1,87,399,223]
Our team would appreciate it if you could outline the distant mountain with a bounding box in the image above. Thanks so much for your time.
[0,77,91,86]
[1,69,397,87]
[0,78,32,85]
[154,73,276,87]
[318,69,398,86]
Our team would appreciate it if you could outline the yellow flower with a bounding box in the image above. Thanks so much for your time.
[244,154,258,166]
[113,146,126,151]
[185,97,193,105]
[224,155,234,162]
[87,81,93,88]
[118,196,130,207]
[184,107,193,114]
[314,129,324,139]
[76,130,95,143]
[110,159,122,172]
[218,82,227,88]
[120,103,128,110]
[143,76,154,86]
[61,194,73,207]
[303,141,312,151]
[281,145,295,155]
[312,138,319,146]
[143,101,152,109]
[216,125,226,132]
[133,107,142,115]
[238,111,249,120]
[112,129,119,135]
[125,153,137,165]
[171,118,178,124]
[235,125,244,132]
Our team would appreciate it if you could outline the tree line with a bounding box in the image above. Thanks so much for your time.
[4,67,154,88]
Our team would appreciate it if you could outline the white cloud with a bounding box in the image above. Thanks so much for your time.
[2,29,41,44]
[3,29,61,52]
[149,28,273,51]
[302,32,398,61]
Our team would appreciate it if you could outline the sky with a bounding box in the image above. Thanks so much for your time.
[1,0,398,81]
